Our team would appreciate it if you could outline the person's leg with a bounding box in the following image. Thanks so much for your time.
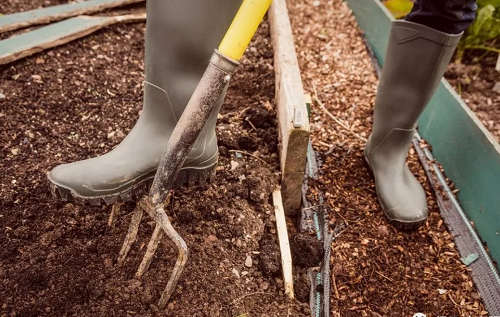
[406,0,477,34]
[366,0,476,229]
[48,0,242,205]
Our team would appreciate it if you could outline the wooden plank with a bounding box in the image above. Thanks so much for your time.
[0,0,144,33]
[269,0,310,215]
[345,0,500,270]
[272,190,294,299]
[0,14,146,66]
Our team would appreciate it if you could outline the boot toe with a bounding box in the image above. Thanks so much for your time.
[385,205,428,223]
[376,169,429,226]
[48,162,92,197]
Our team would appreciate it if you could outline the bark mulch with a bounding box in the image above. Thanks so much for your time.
[445,53,500,143]
[287,0,489,316]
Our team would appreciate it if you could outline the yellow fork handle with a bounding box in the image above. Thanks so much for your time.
[218,0,273,61]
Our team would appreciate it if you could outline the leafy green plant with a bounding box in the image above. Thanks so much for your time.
[383,0,414,19]
[456,0,500,63]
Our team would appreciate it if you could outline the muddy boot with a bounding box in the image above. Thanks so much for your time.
[48,0,242,205]
[365,21,462,230]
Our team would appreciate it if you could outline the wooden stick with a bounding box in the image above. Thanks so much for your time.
[272,190,294,299]
[269,0,310,215]
[0,13,146,66]
[0,0,144,33]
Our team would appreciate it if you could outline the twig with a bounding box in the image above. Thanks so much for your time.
[375,271,394,283]
[331,271,340,299]
[229,292,269,306]
[245,117,257,131]
[229,150,267,164]
[312,84,367,142]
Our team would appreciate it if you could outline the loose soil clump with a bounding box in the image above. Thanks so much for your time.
[0,17,308,317]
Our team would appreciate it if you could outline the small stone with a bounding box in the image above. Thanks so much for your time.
[107,131,116,139]
[207,234,218,242]
[245,255,253,268]
[10,148,19,155]
[377,225,389,236]
[103,258,113,269]
[260,281,269,290]
[36,58,45,64]
[493,82,500,94]
[116,129,126,139]
[230,160,239,171]
[232,268,240,279]
[31,75,41,81]
[438,289,447,295]
[0,92,5,100]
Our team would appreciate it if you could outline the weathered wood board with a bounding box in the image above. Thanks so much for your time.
[0,0,144,33]
[269,0,310,215]
[0,14,146,66]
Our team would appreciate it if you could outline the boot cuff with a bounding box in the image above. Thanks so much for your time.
[391,20,463,46]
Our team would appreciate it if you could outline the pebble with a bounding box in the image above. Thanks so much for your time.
[493,81,500,94]
[245,255,253,267]
[0,92,5,100]
[230,160,239,171]
[232,268,240,279]
[377,225,389,236]
[207,234,218,242]
[103,258,113,269]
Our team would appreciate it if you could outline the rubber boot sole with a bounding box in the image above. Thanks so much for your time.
[48,165,217,206]
[363,152,426,230]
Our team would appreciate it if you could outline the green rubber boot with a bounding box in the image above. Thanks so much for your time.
[365,21,462,230]
[48,0,242,205]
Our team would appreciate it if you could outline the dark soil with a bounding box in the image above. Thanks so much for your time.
[287,0,488,316]
[445,52,500,142]
[1,0,71,14]
[0,14,308,317]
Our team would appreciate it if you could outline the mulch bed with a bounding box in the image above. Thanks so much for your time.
[445,53,500,142]
[0,10,309,317]
[287,0,488,316]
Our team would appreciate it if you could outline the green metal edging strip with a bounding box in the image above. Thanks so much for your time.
[344,0,500,270]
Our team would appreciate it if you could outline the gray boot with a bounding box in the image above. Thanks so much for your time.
[48,0,242,205]
[365,21,462,229]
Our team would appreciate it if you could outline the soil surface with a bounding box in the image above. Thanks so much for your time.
[1,0,71,14]
[0,9,309,317]
[287,0,488,316]
[445,53,500,142]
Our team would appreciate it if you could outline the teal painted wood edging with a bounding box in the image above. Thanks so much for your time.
[0,0,143,33]
[345,0,500,269]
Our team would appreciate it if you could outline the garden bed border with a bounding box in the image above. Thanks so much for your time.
[344,0,500,271]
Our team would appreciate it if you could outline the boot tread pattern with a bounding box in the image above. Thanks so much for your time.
[48,166,216,206]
